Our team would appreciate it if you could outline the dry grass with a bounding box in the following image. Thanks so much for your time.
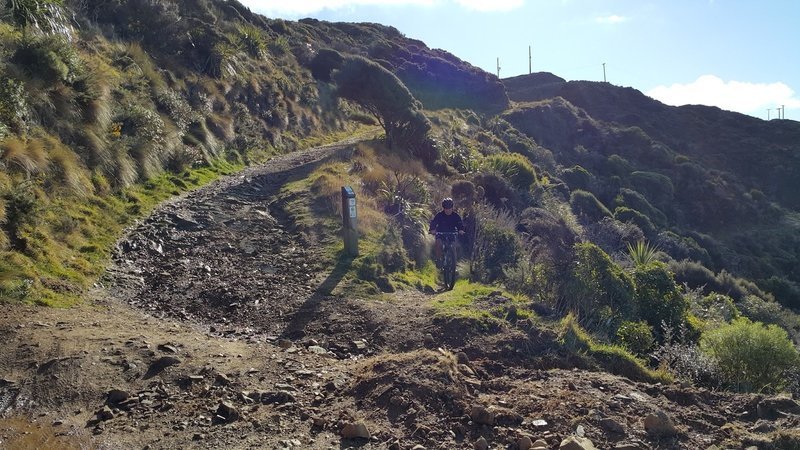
[1,136,49,175]
[40,135,92,196]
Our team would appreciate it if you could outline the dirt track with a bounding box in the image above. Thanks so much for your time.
[1,141,799,450]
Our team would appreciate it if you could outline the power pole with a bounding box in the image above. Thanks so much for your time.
[496,57,501,78]
[782,104,785,119]
[529,45,532,74]
[602,62,607,82]
[767,108,771,120]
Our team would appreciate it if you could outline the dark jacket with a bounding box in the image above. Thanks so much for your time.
[429,210,464,233]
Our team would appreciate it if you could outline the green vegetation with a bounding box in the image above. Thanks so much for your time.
[0,0,797,399]
[700,317,800,393]
[432,280,533,325]
[560,313,672,383]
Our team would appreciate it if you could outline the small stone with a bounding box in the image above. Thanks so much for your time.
[308,345,327,354]
[456,352,469,364]
[213,401,239,424]
[96,406,114,421]
[340,421,370,439]
[532,439,549,449]
[473,436,489,450]
[157,344,178,354]
[531,419,548,428]
[106,389,130,405]
[518,436,533,450]
[470,405,495,426]
[559,436,597,450]
[644,410,678,437]
[277,339,293,349]
[599,417,625,434]
[423,333,435,346]
[215,373,232,386]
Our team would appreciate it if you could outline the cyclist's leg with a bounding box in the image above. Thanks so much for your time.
[433,239,442,267]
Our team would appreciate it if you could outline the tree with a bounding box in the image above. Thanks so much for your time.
[333,55,433,159]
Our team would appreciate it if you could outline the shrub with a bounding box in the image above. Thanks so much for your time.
[482,152,536,191]
[560,313,671,383]
[472,172,515,209]
[759,276,800,310]
[616,320,655,355]
[583,216,644,257]
[694,293,740,324]
[613,206,656,237]
[561,165,593,191]
[629,171,674,209]
[471,206,520,283]
[562,242,635,328]
[700,317,800,393]
[653,321,718,386]
[0,77,27,135]
[614,188,667,226]
[604,154,633,177]
[632,262,689,332]
[570,189,611,223]
[13,33,83,84]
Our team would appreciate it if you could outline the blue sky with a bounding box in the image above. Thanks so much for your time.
[241,0,800,120]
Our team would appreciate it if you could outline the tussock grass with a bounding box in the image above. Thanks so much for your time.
[1,136,48,175]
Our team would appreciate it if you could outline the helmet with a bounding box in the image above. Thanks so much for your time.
[441,197,454,209]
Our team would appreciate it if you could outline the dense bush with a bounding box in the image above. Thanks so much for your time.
[613,206,656,237]
[309,48,344,82]
[472,172,515,209]
[482,152,536,191]
[632,262,689,332]
[616,320,654,355]
[759,276,800,310]
[562,242,635,328]
[471,207,520,283]
[570,189,611,223]
[629,171,674,210]
[583,216,644,257]
[614,188,667,226]
[561,165,593,191]
[700,317,800,392]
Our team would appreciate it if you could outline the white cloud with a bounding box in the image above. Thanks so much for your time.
[240,0,523,16]
[595,14,628,24]
[647,75,800,118]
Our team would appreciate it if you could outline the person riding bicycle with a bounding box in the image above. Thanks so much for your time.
[429,198,465,266]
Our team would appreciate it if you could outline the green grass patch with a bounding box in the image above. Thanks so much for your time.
[1,158,244,307]
[559,313,672,384]
[432,280,535,324]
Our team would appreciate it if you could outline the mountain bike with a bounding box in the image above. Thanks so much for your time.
[435,232,459,290]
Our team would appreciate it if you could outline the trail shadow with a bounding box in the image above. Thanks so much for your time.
[279,253,354,340]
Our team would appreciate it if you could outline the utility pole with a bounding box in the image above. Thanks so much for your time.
[529,45,532,74]
[782,104,785,119]
[602,62,607,82]
[496,57,501,78]
[767,108,771,120]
